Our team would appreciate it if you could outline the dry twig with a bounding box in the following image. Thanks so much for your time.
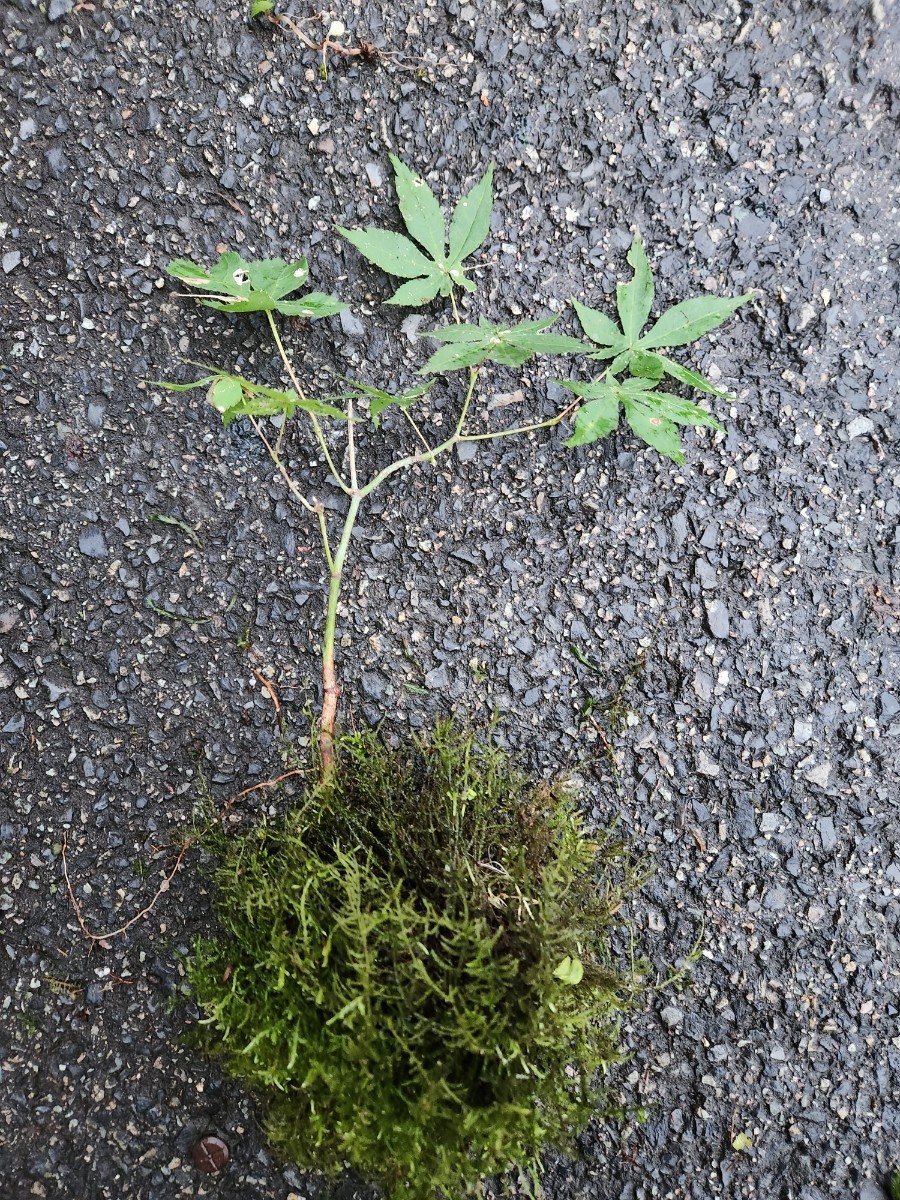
[61,770,308,943]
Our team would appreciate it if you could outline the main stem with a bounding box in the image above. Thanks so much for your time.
[319,491,362,780]
[262,318,588,782]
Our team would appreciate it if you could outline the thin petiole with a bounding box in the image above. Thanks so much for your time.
[454,365,480,437]
[265,310,353,496]
[274,408,287,458]
[460,369,607,444]
[249,416,317,513]
[347,397,358,490]
[401,405,435,460]
[459,398,580,443]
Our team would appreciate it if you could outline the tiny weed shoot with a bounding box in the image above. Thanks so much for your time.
[158,156,750,778]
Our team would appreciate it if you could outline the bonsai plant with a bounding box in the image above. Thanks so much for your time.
[157,155,750,1196]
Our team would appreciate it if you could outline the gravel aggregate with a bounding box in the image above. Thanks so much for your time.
[1,0,898,1197]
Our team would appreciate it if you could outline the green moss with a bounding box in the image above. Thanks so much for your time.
[188,723,642,1198]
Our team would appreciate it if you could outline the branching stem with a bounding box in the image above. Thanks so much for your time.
[347,397,358,490]
[250,345,586,782]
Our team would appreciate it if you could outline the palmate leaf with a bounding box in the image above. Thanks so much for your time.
[639,294,752,349]
[386,272,446,307]
[573,237,750,394]
[571,299,627,354]
[564,383,620,447]
[557,373,723,463]
[448,163,494,264]
[622,401,685,464]
[155,368,349,427]
[562,236,751,460]
[166,252,345,318]
[420,318,585,374]
[334,228,435,279]
[337,159,494,307]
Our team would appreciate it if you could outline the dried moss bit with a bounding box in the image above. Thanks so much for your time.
[188,724,642,1199]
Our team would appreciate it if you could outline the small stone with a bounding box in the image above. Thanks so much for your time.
[191,1136,229,1175]
[695,558,717,590]
[696,750,720,778]
[759,813,778,832]
[424,664,449,690]
[364,162,383,189]
[362,676,388,700]
[456,440,477,463]
[793,716,813,743]
[734,799,757,840]
[0,666,15,689]
[795,303,816,331]
[805,762,831,788]
[693,670,713,700]
[400,315,422,344]
[661,1005,683,1029]
[847,415,874,439]
[2,251,21,275]
[704,598,730,639]
[48,0,74,19]
[879,691,900,722]
[764,885,787,911]
[19,118,37,140]
[817,816,838,852]
[44,678,68,703]
[87,402,106,429]
[339,309,364,337]
[79,528,108,559]
[0,610,18,634]
[45,147,70,178]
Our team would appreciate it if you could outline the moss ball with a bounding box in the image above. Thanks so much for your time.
[188,724,641,1199]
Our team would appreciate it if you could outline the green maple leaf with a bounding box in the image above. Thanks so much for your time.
[166,252,346,318]
[337,157,494,306]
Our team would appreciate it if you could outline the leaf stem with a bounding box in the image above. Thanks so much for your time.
[455,365,480,436]
[317,508,334,573]
[458,398,580,443]
[401,406,436,460]
[347,397,359,490]
[460,369,608,444]
[266,310,353,496]
[249,416,317,513]
[356,366,482,498]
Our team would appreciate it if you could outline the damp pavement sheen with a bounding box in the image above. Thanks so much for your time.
[0,1,898,1197]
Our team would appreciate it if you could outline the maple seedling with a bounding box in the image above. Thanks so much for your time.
[158,155,750,776]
